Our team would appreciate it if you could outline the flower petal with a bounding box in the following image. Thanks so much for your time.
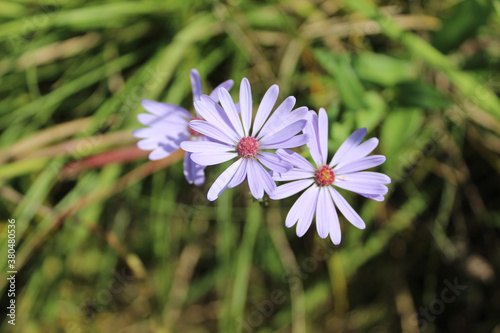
[247,160,264,199]
[285,185,317,228]
[328,187,366,229]
[335,137,379,169]
[218,88,245,138]
[189,120,236,145]
[252,160,277,197]
[149,146,172,160]
[276,149,315,172]
[252,84,279,137]
[271,179,314,200]
[303,110,323,167]
[355,193,385,201]
[259,120,307,146]
[318,108,328,164]
[194,97,239,142]
[207,158,243,201]
[240,78,252,136]
[334,181,388,195]
[333,155,386,175]
[209,80,234,102]
[190,69,203,100]
[260,134,309,149]
[141,99,191,119]
[190,152,238,166]
[329,128,367,167]
[329,207,341,245]
[257,152,292,173]
[257,96,295,139]
[272,169,314,181]
[180,141,234,153]
[336,171,391,184]
[184,151,206,186]
[296,185,320,237]
[316,187,334,239]
[228,158,248,188]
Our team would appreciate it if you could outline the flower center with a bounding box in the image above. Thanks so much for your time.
[315,165,335,186]
[188,117,204,136]
[236,137,259,158]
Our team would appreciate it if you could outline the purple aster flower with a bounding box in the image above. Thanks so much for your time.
[180,78,309,201]
[133,69,233,186]
[270,108,390,245]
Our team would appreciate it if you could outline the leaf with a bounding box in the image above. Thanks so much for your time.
[314,49,367,110]
[432,0,494,53]
[354,52,417,86]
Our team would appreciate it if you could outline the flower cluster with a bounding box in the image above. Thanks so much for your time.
[134,69,390,244]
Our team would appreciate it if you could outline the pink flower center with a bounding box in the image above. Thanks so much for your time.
[315,165,335,186]
[188,117,204,136]
[236,137,259,158]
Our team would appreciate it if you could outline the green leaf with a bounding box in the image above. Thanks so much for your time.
[432,0,494,53]
[314,49,367,110]
[354,53,417,86]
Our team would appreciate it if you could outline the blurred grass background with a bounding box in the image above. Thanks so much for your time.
[1,0,500,332]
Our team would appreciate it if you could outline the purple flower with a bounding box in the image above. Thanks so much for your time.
[181,78,309,201]
[271,108,390,244]
[133,69,233,186]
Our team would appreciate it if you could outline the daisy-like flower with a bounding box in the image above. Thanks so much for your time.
[181,78,309,201]
[271,108,390,244]
[133,69,233,186]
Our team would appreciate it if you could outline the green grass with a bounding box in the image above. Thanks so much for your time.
[1,0,500,332]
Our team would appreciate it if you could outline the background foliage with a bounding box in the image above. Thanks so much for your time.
[1,0,500,332]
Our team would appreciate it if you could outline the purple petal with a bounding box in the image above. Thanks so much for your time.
[252,160,277,197]
[257,96,295,139]
[141,99,192,119]
[137,138,161,150]
[272,169,314,181]
[228,158,248,188]
[355,192,386,201]
[303,110,323,167]
[333,155,386,175]
[336,171,391,184]
[189,120,236,145]
[247,160,264,199]
[190,69,203,100]
[271,179,314,200]
[335,137,379,169]
[257,152,292,173]
[259,105,308,141]
[149,146,172,160]
[190,152,238,166]
[184,151,206,186]
[207,158,243,201]
[252,84,279,137]
[296,185,320,237]
[316,187,334,239]
[328,187,366,229]
[180,140,234,153]
[260,134,309,149]
[329,128,367,167]
[285,185,317,228]
[329,206,341,245]
[318,108,329,164]
[240,78,252,136]
[218,88,245,138]
[276,149,315,172]
[259,120,307,147]
[194,97,240,142]
[333,181,388,195]
[209,80,234,102]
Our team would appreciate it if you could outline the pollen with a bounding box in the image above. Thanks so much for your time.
[315,165,335,186]
[236,137,259,158]
[188,117,204,136]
